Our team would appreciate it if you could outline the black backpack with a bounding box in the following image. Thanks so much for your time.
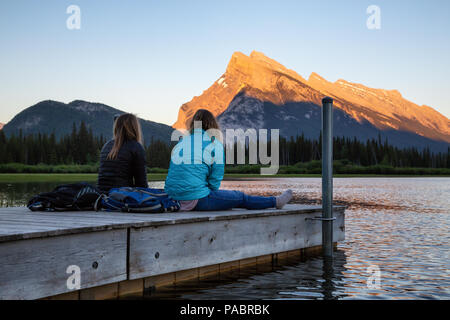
[27,183,102,212]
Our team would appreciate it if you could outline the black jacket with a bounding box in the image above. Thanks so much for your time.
[97,140,148,192]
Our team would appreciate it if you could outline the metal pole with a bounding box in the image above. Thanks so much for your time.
[321,97,334,258]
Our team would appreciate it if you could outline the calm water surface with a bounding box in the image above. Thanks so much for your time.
[1,177,449,299]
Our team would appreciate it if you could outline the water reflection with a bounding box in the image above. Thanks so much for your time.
[0,182,61,207]
[140,250,347,300]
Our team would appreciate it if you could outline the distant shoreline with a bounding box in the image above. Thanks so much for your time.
[0,173,449,183]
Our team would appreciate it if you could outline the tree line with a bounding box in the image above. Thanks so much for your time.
[278,133,450,168]
[0,122,449,169]
[0,122,173,168]
[0,123,105,165]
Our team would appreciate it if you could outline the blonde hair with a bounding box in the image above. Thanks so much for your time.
[188,109,220,133]
[108,114,143,160]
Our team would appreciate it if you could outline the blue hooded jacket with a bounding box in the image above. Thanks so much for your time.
[164,129,225,201]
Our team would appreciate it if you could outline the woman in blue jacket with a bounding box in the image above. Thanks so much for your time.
[164,109,292,212]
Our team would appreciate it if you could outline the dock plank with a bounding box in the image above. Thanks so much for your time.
[0,229,127,300]
[0,204,342,243]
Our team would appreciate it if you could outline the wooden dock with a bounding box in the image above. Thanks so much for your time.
[0,204,345,300]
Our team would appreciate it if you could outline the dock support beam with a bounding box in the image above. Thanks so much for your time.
[321,97,334,258]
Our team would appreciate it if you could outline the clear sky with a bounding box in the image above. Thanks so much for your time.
[1,0,449,126]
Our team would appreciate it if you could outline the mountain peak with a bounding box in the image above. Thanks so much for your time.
[229,50,275,64]
[309,72,328,82]
[69,99,91,105]
[388,89,402,98]
[3,100,173,143]
[227,51,306,81]
[249,50,267,58]
[67,100,110,114]
[249,50,282,66]
[174,51,450,145]
[173,51,311,129]
[226,51,253,72]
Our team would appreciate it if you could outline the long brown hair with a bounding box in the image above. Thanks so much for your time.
[108,113,143,160]
[188,109,220,133]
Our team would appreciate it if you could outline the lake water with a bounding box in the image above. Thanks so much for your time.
[1,177,449,300]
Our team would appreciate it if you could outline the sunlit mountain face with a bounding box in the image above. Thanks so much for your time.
[174,51,450,151]
[0,123,4,131]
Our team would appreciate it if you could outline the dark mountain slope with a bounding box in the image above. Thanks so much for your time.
[3,100,173,144]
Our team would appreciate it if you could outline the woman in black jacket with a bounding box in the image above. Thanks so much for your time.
[97,114,148,192]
